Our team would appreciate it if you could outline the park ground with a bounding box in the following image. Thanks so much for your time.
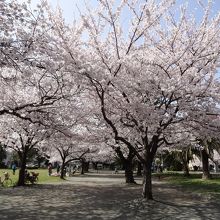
[0,172,220,220]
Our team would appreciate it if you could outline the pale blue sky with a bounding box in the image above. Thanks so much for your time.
[27,0,220,23]
[17,0,220,76]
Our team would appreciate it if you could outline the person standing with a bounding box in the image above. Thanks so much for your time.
[56,164,60,174]
[12,163,16,175]
[48,163,52,176]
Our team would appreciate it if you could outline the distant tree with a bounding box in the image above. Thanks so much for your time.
[162,150,183,172]
[0,143,7,167]
[165,148,193,176]
[0,117,52,186]
[198,138,220,179]
[49,133,90,179]
[27,148,50,168]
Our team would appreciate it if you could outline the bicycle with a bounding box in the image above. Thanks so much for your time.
[0,172,13,187]
[30,171,39,183]
[24,171,39,184]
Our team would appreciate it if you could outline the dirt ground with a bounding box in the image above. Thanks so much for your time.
[0,173,220,220]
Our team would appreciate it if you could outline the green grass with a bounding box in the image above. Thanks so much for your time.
[0,168,64,186]
[154,172,220,196]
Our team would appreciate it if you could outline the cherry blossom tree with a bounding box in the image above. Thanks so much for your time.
[106,141,136,183]
[0,116,52,186]
[0,1,77,124]
[44,93,102,178]
[49,132,91,179]
[2,0,220,201]
[84,116,137,182]
[0,2,83,185]
[51,0,220,199]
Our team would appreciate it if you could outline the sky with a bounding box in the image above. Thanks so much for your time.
[38,0,220,75]
[26,0,220,24]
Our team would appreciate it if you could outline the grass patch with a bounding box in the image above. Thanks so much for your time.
[0,168,64,186]
[155,172,220,196]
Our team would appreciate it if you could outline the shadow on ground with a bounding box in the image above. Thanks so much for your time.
[0,174,220,220]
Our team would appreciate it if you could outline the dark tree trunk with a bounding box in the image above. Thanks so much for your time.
[93,162,98,170]
[124,160,136,184]
[81,159,85,175]
[142,137,159,200]
[37,160,41,168]
[115,147,135,184]
[17,153,27,186]
[142,161,153,200]
[84,161,89,172]
[60,161,66,179]
[183,163,190,177]
[182,157,190,177]
[137,161,142,176]
[180,151,190,177]
[201,149,211,179]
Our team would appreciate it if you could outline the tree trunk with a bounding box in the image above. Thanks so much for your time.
[124,160,136,184]
[60,162,66,179]
[180,151,190,177]
[84,161,89,172]
[214,162,219,173]
[142,161,153,200]
[201,149,211,179]
[137,161,142,176]
[37,160,41,168]
[81,159,85,175]
[183,164,190,177]
[114,147,135,184]
[141,136,159,200]
[17,153,27,186]
[182,159,190,177]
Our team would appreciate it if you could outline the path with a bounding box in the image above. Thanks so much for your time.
[0,173,220,219]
